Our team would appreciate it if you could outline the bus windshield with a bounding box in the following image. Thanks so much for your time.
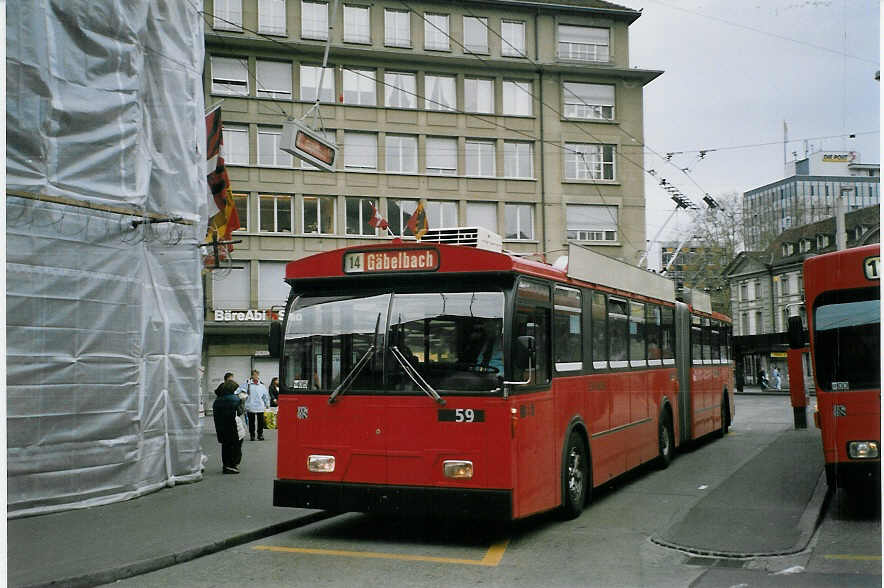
[813,287,880,392]
[284,290,505,395]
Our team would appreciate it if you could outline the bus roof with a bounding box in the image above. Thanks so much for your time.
[804,244,880,305]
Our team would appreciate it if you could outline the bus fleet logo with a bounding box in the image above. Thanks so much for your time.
[343,249,439,274]
[863,256,879,281]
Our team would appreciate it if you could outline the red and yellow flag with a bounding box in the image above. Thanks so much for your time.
[406,201,429,241]
[205,107,241,263]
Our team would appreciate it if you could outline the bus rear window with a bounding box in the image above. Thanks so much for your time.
[813,287,880,391]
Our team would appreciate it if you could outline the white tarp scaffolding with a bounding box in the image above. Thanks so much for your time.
[7,1,209,517]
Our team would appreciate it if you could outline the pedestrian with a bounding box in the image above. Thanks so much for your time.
[269,377,280,407]
[772,366,781,390]
[237,370,270,441]
[212,378,243,474]
[213,371,234,396]
[758,368,768,391]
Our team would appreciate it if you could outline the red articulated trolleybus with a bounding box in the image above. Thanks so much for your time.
[790,244,880,489]
[268,228,735,520]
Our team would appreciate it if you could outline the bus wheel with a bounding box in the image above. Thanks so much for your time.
[559,431,588,520]
[657,412,674,469]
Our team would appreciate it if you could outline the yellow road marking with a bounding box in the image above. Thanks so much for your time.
[255,538,510,567]
[823,554,882,561]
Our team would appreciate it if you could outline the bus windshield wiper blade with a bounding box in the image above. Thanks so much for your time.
[390,345,446,406]
[329,313,381,405]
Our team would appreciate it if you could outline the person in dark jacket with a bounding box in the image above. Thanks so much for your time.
[269,377,280,407]
[213,379,243,474]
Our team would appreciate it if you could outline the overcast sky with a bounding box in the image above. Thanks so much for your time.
[621,0,880,244]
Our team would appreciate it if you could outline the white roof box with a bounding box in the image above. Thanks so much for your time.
[565,243,675,303]
[421,227,503,252]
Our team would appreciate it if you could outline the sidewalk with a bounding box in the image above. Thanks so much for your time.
[7,417,326,588]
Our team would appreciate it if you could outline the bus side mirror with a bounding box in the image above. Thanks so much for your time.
[787,315,804,349]
[269,321,282,358]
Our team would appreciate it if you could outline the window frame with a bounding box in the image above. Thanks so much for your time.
[464,77,495,114]
[424,13,450,51]
[465,139,496,177]
[211,56,249,96]
[255,60,292,100]
[564,142,616,181]
[342,68,377,106]
[258,193,293,233]
[232,192,249,232]
[463,15,489,54]
[301,0,329,40]
[384,8,411,47]
[257,127,294,167]
[343,4,371,44]
[557,24,610,63]
[345,196,378,236]
[565,204,618,243]
[502,80,533,116]
[384,133,418,174]
[562,82,615,121]
[302,195,336,234]
[384,71,417,109]
[504,203,534,240]
[214,0,243,31]
[424,74,457,112]
[501,20,526,57]
[299,64,335,102]
[221,125,249,166]
[425,136,458,176]
[343,131,378,171]
[257,0,286,36]
[503,141,533,179]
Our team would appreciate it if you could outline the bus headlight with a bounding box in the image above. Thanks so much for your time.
[848,442,879,459]
[307,455,335,472]
[443,460,473,479]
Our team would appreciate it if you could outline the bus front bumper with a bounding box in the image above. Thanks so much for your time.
[274,479,512,520]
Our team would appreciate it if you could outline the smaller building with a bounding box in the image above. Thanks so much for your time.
[723,204,879,391]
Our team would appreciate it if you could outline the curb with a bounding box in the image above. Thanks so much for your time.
[20,511,337,588]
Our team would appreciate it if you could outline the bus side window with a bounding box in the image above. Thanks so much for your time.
[554,286,582,372]
[608,298,629,369]
[514,280,551,385]
[629,301,646,367]
[592,292,607,369]
[646,304,662,364]
[711,321,721,363]
[660,306,675,364]
[691,315,702,365]
[702,318,712,363]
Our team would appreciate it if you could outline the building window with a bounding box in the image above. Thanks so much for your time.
[563,82,614,120]
[345,197,377,236]
[816,234,830,248]
[303,195,335,234]
[566,204,617,242]
[504,141,533,178]
[258,0,286,35]
[466,140,496,177]
[558,24,609,62]
[385,134,418,173]
[384,9,410,47]
[301,1,328,39]
[299,65,334,102]
[221,125,249,165]
[565,143,615,180]
[213,266,250,310]
[424,13,450,50]
[505,203,534,240]
[255,60,292,99]
[501,20,525,56]
[343,131,377,170]
[502,80,532,116]
[299,129,335,169]
[342,68,376,105]
[466,202,497,233]
[211,57,248,96]
[214,0,243,31]
[754,311,763,335]
[424,75,456,111]
[343,4,370,43]
[780,275,790,295]
[388,199,418,236]
[233,193,249,231]
[258,262,289,308]
[740,282,749,301]
[384,72,416,108]
[259,194,293,232]
[426,200,458,228]
[463,16,488,53]
[426,137,457,175]
[464,77,494,114]
[257,127,293,167]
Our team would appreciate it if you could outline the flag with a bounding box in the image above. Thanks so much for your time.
[204,107,241,263]
[406,201,429,241]
[368,201,389,230]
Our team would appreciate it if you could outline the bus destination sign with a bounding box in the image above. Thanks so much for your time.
[863,256,879,280]
[343,249,440,274]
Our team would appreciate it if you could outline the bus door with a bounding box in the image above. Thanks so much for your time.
[511,279,555,517]
[674,301,692,443]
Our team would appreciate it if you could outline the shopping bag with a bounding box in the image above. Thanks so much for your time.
[235,415,247,440]
[264,409,277,430]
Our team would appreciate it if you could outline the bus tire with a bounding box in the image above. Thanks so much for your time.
[559,430,589,520]
[657,410,674,469]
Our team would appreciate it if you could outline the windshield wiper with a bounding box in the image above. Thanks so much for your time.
[390,345,446,406]
[329,313,381,405]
